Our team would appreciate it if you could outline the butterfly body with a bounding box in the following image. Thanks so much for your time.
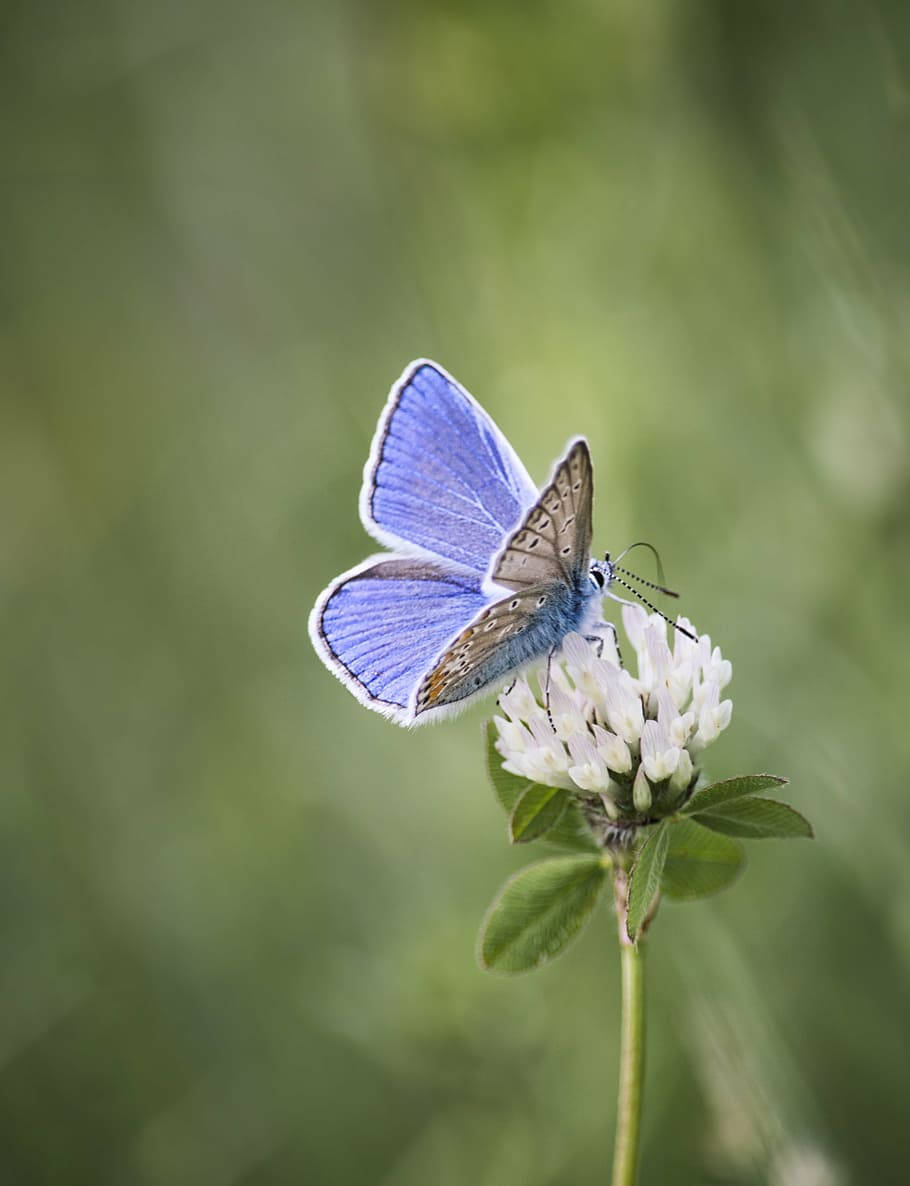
[309,360,610,726]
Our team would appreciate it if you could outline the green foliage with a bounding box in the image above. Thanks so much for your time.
[682,774,788,815]
[626,822,670,942]
[478,856,609,973]
[509,784,568,843]
[691,797,813,840]
[9,1,910,1177]
[660,818,746,900]
[484,741,812,960]
[485,722,598,853]
[542,807,602,854]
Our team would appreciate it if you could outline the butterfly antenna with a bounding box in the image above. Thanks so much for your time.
[607,575,698,642]
[610,541,669,588]
[612,565,680,599]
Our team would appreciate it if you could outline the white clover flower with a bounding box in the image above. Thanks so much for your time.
[567,734,612,793]
[598,665,645,746]
[548,682,590,743]
[500,710,576,789]
[640,718,681,783]
[591,723,632,775]
[492,607,733,828]
[690,683,734,752]
[498,678,542,723]
[669,747,693,793]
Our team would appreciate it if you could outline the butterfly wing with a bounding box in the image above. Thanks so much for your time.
[487,438,594,591]
[309,556,488,724]
[413,582,577,716]
[414,440,597,716]
[360,360,538,574]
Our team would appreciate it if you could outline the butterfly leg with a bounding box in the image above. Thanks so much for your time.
[587,621,624,668]
[583,634,604,659]
[544,644,559,731]
[496,677,517,710]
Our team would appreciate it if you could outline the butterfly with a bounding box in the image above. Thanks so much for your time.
[309,359,636,726]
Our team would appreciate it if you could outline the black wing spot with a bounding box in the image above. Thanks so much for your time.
[509,599,520,610]
[561,546,571,555]
[536,595,547,607]
[528,538,539,549]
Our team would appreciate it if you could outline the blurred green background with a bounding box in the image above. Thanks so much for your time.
[3,1,910,1183]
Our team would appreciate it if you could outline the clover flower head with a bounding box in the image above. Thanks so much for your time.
[493,606,733,831]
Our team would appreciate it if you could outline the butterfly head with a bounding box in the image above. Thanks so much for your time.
[594,547,698,643]
[588,557,614,594]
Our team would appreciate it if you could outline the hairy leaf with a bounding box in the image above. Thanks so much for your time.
[510,784,568,844]
[478,855,608,973]
[682,774,788,815]
[542,804,600,853]
[485,722,598,853]
[626,822,671,942]
[692,797,813,840]
[661,818,745,900]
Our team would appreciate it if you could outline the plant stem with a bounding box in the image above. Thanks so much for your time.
[612,881,645,1186]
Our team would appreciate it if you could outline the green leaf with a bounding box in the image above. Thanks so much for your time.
[682,774,788,815]
[541,803,601,853]
[484,722,598,853]
[626,822,671,942]
[692,797,814,840]
[478,855,609,974]
[485,721,530,814]
[510,784,568,844]
[661,818,745,900]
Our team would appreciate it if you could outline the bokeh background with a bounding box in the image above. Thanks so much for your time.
[4,1,910,1183]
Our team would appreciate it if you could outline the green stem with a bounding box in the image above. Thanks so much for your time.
[612,888,646,1186]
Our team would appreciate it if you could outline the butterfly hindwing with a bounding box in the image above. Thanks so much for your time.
[488,439,594,592]
[414,581,577,716]
[309,555,488,721]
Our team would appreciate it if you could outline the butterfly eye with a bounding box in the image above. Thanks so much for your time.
[590,567,606,590]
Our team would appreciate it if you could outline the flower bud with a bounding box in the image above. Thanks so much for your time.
[600,788,620,821]
[632,765,652,813]
[669,747,693,793]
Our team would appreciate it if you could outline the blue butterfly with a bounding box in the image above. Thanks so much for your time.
[309,359,621,726]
